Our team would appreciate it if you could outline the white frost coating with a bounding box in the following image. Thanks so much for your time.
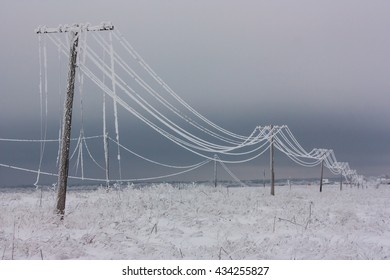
[56,42,63,168]
[82,137,105,171]
[31,29,360,184]
[79,61,267,163]
[0,136,102,143]
[75,140,82,175]
[94,32,245,146]
[215,155,249,187]
[34,35,49,187]
[1,183,388,260]
[0,158,210,182]
[80,132,84,180]
[109,31,122,179]
[103,97,109,184]
[84,39,264,154]
[76,31,88,180]
[113,30,250,142]
[34,35,43,187]
[78,52,358,179]
[35,22,113,34]
[56,126,62,167]
[108,136,218,169]
[70,135,82,161]
[102,47,110,185]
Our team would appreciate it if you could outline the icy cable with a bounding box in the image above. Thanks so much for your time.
[0,135,103,143]
[76,51,348,167]
[78,62,267,163]
[107,136,212,169]
[64,30,356,179]
[93,33,247,145]
[216,155,249,187]
[83,47,266,154]
[80,43,263,153]
[0,28,360,185]
[76,30,89,180]
[109,31,122,180]
[34,35,49,187]
[112,30,252,142]
[101,44,110,186]
[35,34,43,187]
[83,137,105,171]
[0,159,211,183]
[81,38,245,151]
[56,42,63,167]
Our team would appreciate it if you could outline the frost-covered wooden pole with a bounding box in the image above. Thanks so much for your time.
[319,159,324,192]
[56,29,79,217]
[270,125,275,196]
[35,23,114,218]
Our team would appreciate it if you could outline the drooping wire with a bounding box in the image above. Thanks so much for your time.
[108,31,122,180]
[113,30,251,142]
[93,32,247,146]
[101,39,110,187]
[34,34,49,187]
[81,39,265,154]
[0,28,360,186]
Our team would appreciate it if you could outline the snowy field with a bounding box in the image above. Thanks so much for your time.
[0,183,389,260]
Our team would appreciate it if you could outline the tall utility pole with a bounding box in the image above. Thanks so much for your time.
[57,29,79,217]
[36,23,114,218]
[270,125,275,196]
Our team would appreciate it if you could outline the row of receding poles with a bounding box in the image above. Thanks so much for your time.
[36,23,346,219]
[213,127,344,194]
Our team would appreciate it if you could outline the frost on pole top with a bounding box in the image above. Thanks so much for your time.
[35,22,114,34]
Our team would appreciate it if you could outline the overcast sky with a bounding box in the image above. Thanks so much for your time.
[1,0,389,186]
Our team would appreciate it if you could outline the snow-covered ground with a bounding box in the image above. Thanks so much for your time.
[0,183,389,260]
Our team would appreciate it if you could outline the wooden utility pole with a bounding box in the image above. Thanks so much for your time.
[319,159,324,192]
[270,125,275,196]
[340,172,343,191]
[213,154,218,187]
[57,30,79,217]
[36,23,114,218]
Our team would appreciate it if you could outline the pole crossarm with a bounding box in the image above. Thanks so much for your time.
[35,22,114,34]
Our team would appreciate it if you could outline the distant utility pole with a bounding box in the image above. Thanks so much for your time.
[263,169,266,187]
[36,23,114,218]
[319,159,324,192]
[319,150,326,193]
[340,172,343,191]
[270,125,275,196]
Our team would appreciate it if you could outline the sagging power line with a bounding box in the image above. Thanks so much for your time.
[0,22,363,217]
